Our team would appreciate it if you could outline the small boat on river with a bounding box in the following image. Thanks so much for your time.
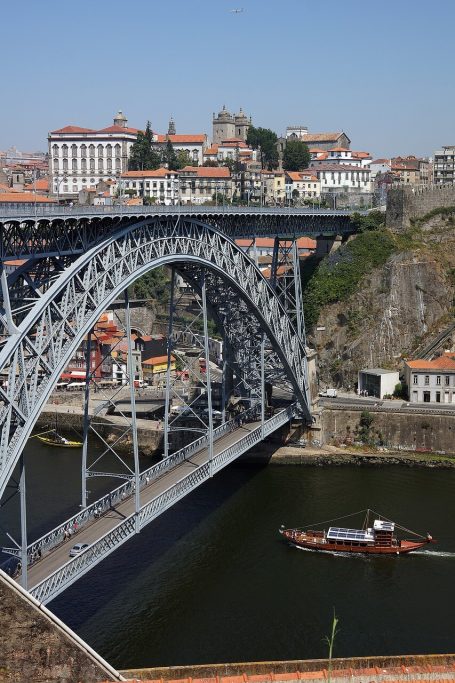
[280,509,435,555]
[35,430,82,448]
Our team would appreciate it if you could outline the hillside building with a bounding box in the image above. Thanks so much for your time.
[433,145,455,184]
[212,106,251,144]
[404,354,455,403]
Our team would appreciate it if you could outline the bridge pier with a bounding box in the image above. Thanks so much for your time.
[125,289,141,531]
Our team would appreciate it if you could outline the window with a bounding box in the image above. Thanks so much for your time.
[413,375,418,385]
[89,144,95,157]
[71,144,77,157]
[436,375,441,385]
[98,159,103,170]
[446,375,450,386]
[80,144,87,157]
[62,144,68,157]
[97,144,104,157]
[52,144,59,156]
[106,144,112,157]
[107,158,112,171]
[54,158,59,170]
[115,144,121,156]
[72,158,77,171]
[424,375,429,385]
[81,158,87,171]
[62,158,68,171]
[90,158,95,171]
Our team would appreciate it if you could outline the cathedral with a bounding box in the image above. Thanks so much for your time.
[212,106,251,144]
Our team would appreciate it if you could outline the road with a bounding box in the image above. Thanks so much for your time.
[26,418,261,590]
[320,395,455,414]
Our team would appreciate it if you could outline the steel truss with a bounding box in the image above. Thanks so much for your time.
[29,404,295,605]
[0,217,310,503]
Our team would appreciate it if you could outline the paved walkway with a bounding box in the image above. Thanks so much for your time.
[26,419,260,590]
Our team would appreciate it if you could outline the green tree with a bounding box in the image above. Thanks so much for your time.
[176,149,192,169]
[203,160,219,167]
[128,121,161,170]
[246,125,279,170]
[163,139,179,170]
[350,210,385,232]
[282,139,310,171]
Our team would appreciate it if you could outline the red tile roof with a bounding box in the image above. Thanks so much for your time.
[50,125,96,134]
[0,193,56,203]
[121,168,178,178]
[406,355,455,370]
[97,125,139,134]
[155,134,206,143]
[236,237,316,250]
[328,147,350,152]
[352,150,371,158]
[180,166,230,178]
[143,354,175,365]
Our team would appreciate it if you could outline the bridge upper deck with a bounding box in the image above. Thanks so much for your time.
[0,206,361,260]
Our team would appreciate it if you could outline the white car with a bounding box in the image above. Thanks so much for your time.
[69,543,89,557]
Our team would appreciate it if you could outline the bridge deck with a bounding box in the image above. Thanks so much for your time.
[26,418,263,592]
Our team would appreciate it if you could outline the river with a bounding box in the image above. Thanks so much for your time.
[2,438,455,668]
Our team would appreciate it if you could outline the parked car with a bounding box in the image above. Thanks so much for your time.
[69,543,89,557]
[319,388,337,398]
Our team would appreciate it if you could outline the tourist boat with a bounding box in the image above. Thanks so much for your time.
[279,509,435,555]
[35,430,82,448]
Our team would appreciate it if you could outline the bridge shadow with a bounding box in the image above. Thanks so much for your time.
[49,459,269,629]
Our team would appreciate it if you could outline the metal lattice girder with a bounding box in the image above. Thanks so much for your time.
[0,217,311,499]
[29,405,295,604]
[0,207,357,260]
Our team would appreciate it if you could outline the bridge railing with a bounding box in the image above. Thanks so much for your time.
[24,406,257,563]
[0,205,352,219]
[29,406,296,604]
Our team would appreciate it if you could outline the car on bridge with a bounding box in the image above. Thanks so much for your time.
[69,543,89,557]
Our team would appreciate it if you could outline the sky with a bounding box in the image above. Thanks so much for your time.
[2,0,455,158]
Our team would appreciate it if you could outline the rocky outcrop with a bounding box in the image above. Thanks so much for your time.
[311,227,455,389]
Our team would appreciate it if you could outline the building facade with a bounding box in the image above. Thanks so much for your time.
[212,106,251,144]
[179,166,232,203]
[433,146,455,184]
[48,111,138,198]
[404,355,455,403]
[121,169,180,205]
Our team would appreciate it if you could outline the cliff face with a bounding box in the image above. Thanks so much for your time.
[310,218,455,388]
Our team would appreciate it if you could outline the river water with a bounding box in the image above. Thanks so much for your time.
[2,439,455,668]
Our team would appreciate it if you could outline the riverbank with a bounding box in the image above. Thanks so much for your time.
[244,442,455,468]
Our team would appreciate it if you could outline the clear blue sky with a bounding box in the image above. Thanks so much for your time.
[3,0,454,158]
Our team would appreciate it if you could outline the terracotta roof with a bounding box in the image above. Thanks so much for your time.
[352,150,371,158]
[203,145,219,155]
[0,193,56,203]
[155,134,206,143]
[143,354,175,365]
[371,158,391,165]
[0,183,20,193]
[309,148,326,153]
[121,168,178,178]
[328,147,350,152]
[180,166,230,178]
[303,132,348,142]
[406,355,455,370]
[27,178,49,192]
[287,171,318,182]
[236,237,316,250]
[97,125,139,134]
[50,125,96,134]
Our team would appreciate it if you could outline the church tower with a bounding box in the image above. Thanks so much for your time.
[234,108,250,141]
[168,116,176,136]
[212,105,235,144]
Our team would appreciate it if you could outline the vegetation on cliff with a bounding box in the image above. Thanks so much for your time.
[303,213,396,328]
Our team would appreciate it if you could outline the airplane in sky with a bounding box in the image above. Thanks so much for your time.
[229,8,244,13]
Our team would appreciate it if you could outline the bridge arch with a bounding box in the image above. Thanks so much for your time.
[0,217,310,498]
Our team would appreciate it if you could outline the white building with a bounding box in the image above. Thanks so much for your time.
[152,134,208,166]
[48,111,138,197]
[121,168,180,205]
[404,355,455,403]
[285,171,321,200]
[179,166,232,204]
[433,145,455,184]
[310,164,372,194]
[358,369,400,399]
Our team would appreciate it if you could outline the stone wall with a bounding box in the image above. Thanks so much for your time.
[386,184,455,231]
[322,405,455,453]
[0,570,120,682]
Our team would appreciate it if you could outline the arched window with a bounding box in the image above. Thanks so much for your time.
[62,144,68,157]
[81,158,87,171]
[90,158,95,171]
[115,157,121,170]
[80,144,87,157]
[72,158,77,171]
[97,144,104,157]
[71,144,77,157]
[106,144,112,157]
[107,158,112,171]
[114,143,121,156]
[98,158,103,170]
[63,158,68,171]
[53,158,59,171]
[89,144,95,157]
[52,144,58,157]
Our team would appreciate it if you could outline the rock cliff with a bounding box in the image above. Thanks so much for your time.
[307,211,455,388]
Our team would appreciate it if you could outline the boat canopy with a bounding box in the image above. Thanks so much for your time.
[373,520,395,531]
[327,527,375,542]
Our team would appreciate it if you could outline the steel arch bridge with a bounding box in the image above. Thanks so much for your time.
[0,211,319,601]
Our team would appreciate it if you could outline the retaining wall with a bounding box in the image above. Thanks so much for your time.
[386,184,455,231]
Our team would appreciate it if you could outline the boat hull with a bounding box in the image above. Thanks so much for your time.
[280,530,430,555]
[36,436,82,448]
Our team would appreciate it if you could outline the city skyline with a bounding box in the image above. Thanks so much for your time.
[3,0,455,158]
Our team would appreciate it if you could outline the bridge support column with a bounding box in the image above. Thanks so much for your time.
[261,334,265,439]
[164,268,176,460]
[81,330,92,509]
[201,274,214,477]
[124,289,141,532]
[19,453,27,590]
